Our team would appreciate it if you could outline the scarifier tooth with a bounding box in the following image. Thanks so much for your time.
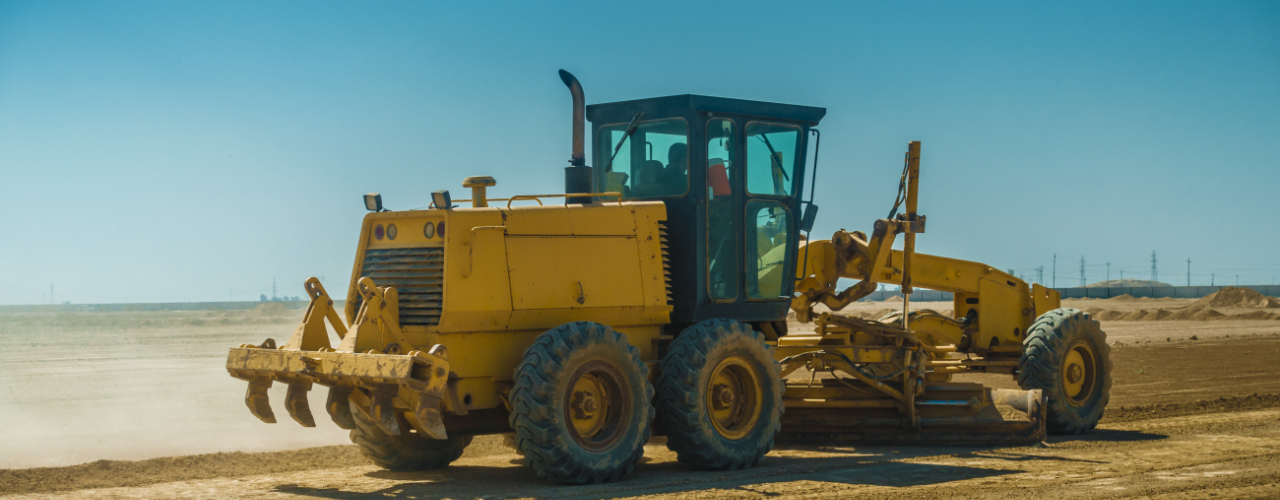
[245,377,276,424]
[284,382,316,427]
[325,386,357,430]
[414,394,449,439]
[370,385,401,435]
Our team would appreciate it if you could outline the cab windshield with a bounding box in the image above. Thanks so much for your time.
[599,118,689,199]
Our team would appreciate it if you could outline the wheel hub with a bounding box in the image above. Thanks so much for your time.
[1061,341,1098,407]
[563,361,629,451]
[706,356,763,440]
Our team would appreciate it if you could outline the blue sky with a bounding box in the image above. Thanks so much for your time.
[1,1,1277,304]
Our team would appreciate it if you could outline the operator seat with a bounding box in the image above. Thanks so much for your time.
[662,143,688,195]
[633,160,665,198]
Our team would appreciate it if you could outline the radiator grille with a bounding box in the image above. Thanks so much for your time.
[355,247,444,327]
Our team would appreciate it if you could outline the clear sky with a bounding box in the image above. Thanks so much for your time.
[1,1,1277,305]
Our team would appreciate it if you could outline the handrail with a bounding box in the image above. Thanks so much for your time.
[506,192,624,208]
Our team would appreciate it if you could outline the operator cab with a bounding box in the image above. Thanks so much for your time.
[587,95,826,328]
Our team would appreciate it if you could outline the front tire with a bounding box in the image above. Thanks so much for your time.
[1018,308,1112,434]
[350,404,472,471]
[508,321,654,484]
[656,319,782,470]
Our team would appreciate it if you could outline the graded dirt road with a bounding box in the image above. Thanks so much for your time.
[3,301,1279,498]
[4,395,1280,499]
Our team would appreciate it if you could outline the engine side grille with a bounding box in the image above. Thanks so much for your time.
[659,221,672,304]
[355,247,444,327]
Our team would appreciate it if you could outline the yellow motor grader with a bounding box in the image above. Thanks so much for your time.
[226,70,1111,484]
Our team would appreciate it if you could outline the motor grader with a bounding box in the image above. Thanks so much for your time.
[226,70,1111,484]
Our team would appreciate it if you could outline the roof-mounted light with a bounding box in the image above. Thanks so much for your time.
[363,193,383,212]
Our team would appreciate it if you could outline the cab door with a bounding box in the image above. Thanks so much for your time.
[704,117,741,303]
[741,121,803,301]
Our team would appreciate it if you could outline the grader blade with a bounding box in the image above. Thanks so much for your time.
[778,386,1046,445]
[325,386,357,430]
[284,381,316,427]
[244,377,276,424]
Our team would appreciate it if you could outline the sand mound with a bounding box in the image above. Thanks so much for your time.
[1106,294,1138,302]
[1173,308,1227,320]
[1090,307,1234,321]
[0,445,367,495]
[0,435,516,495]
[1190,287,1280,309]
[1228,310,1280,320]
[882,295,904,302]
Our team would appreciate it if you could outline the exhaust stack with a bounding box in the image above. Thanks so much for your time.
[559,70,592,204]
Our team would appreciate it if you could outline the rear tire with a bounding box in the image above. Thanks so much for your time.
[656,319,782,470]
[1018,308,1112,434]
[508,321,654,484]
[350,404,472,471]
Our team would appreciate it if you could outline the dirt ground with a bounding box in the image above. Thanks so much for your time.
[3,300,1280,499]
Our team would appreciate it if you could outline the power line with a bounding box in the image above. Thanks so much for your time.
[1080,255,1086,287]
[1053,253,1057,288]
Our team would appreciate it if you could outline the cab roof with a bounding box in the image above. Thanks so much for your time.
[586,94,826,126]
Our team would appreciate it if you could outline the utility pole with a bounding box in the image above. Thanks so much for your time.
[1053,253,1057,288]
[1037,266,1044,284]
[1186,258,1191,286]
[1151,251,1158,283]
[272,278,278,301]
[1121,270,1125,282]
[1211,273,1215,286]
[1080,256,1086,287]
[1107,262,1111,283]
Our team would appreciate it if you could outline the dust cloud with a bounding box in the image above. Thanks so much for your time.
[0,305,352,468]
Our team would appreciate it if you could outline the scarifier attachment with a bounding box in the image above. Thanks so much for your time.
[369,385,402,435]
[285,381,316,427]
[286,278,349,351]
[227,277,455,439]
[326,386,357,430]
[245,376,276,424]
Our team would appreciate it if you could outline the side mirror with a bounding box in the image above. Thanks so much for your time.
[800,203,818,233]
[432,190,452,210]
[364,193,383,212]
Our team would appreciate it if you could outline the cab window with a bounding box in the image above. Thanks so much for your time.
[599,118,688,199]
[746,200,791,299]
[746,122,800,197]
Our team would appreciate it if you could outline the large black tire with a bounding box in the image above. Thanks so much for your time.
[350,404,472,471]
[1018,308,1112,434]
[508,321,654,484]
[656,319,782,470]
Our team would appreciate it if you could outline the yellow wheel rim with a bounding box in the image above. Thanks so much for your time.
[564,360,629,450]
[569,373,607,439]
[1061,341,1097,407]
[706,356,763,440]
